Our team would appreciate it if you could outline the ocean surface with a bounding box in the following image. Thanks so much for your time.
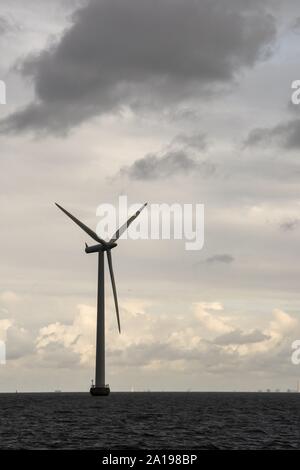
[0,392,299,450]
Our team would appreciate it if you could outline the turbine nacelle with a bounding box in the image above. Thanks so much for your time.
[85,242,117,253]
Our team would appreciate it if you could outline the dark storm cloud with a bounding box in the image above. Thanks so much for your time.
[205,254,235,264]
[0,0,276,134]
[245,119,300,149]
[214,329,269,346]
[120,150,215,180]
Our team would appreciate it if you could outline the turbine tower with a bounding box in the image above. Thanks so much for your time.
[55,202,147,396]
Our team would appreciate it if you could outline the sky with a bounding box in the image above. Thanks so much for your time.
[1,0,300,392]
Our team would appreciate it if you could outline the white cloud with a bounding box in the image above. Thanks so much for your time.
[0,318,12,341]
[194,302,232,335]
[0,293,299,390]
[36,304,96,366]
[27,301,300,383]
[0,291,20,304]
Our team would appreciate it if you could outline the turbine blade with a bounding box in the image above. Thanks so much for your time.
[55,203,106,246]
[110,203,147,242]
[106,250,121,334]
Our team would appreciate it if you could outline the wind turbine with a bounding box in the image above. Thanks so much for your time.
[55,202,147,396]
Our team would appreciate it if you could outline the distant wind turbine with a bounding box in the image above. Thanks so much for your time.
[55,202,147,396]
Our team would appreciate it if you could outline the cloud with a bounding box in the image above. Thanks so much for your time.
[0,291,20,304]
[270,308,297,336]
[172,133,207,151]
[0,17,10,35]
[0,0,276,134]
[36,342,82,369]
[0,316,34,361]
[291,16,300,33]
[0,16,18,35]
[194,302,232,335]
[36,304,96,366]
[215,328,269,345]
[245,119,300,149]
[0,319,12,341]
[120,150,215,180]
[205,254,235,264]
[109,305,299,376]
[2,298,299,384]
[6,325,34,360]
[119,131,215,179]
[34,301,231,369]
[280,218,300,232]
